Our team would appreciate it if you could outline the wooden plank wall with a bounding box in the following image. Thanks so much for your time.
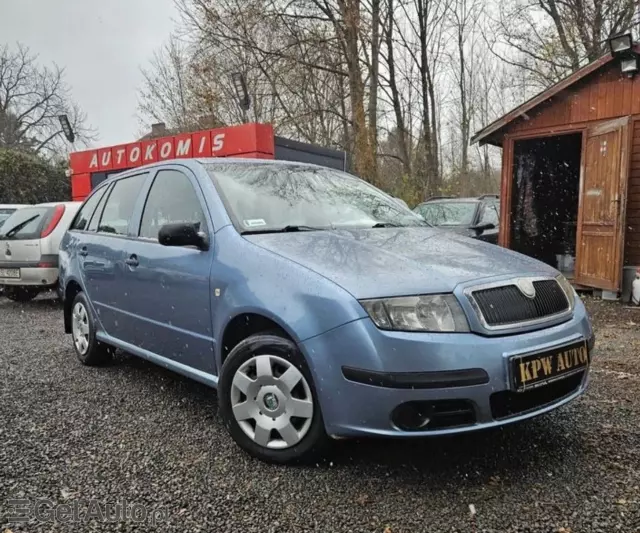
[508,64,640,134]
[627,119,640,265]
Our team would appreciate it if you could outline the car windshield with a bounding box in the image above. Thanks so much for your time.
[414,201,478,226]
[205,163,428,233]
[0,206,48,239]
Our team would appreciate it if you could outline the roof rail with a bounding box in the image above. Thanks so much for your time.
[477,194,499,200]
[424,195,456,201]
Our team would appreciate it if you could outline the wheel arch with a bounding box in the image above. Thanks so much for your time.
[63,278,84,334]
[218,309,300,370]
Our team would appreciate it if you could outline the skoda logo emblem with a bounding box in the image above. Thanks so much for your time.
[516,279,536,299]
[263,392,279,411]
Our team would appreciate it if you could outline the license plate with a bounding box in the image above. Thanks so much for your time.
[0,268,20,279]
[511,340,589,392]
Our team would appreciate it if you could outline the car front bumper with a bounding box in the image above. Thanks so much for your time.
[300,303,594,438]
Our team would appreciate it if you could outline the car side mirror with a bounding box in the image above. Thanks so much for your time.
[470,222,496,233]
[158,222,209,250]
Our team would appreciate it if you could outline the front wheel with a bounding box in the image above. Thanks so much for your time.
[218,334,329,464]
[3,287,40,302]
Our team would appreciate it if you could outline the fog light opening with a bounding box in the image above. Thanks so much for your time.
[391,399,476,431]
[391,403,432,431]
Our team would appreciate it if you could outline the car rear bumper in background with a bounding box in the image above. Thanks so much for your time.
[300,304,594,438]
[0,266,59,287]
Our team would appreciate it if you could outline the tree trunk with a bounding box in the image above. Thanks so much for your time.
[385,0,411,177]
[458,22,469,178]
[417,0,437,197]
[367,0,380,176]
[338,67,352,162]
[340,0,377,183]
[544,0,582,69]
[426,66,440,187]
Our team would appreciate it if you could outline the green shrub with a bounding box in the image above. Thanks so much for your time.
[0,148,69,204]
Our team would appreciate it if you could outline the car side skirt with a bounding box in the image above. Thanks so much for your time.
[96,331,219,388]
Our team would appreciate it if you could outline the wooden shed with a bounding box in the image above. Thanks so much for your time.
[472,50,640,292]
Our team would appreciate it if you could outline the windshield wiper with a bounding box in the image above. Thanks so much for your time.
[1,215,39,239]
[371,222,403,228]
[241,225,325,235]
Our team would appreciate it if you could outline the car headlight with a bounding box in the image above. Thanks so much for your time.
[556,274,576,311]
[360,294,470,332]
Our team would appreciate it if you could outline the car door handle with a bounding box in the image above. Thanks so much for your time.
[125,254,139,267]
[79,246,88,257]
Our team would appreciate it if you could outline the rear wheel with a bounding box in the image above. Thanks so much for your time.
[219,334,329,464]
[3,287,40,302]
[71,291,114,366]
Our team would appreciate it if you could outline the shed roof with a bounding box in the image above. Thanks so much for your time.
[471,51,629,146]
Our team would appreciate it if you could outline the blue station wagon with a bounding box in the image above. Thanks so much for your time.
[59,159,595,463]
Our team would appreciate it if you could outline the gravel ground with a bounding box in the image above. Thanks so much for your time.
[1,294,639,533]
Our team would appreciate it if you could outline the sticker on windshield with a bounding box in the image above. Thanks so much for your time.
[243,219,267,227]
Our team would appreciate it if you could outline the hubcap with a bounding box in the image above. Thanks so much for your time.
[230,354,314,449]
[72,302,90,355]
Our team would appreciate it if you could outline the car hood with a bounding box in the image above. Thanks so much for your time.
[244,227,557,299]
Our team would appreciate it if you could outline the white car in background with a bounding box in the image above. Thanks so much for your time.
[0,204,30,229]
[0,201,81,302]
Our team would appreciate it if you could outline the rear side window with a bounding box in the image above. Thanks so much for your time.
[70,187,108,231]
[138,169,207,240]
[415,202,478,226]
[479,204,499,226]
[87,185,112,232]
[0,206,50,240]
[97,174,147,235]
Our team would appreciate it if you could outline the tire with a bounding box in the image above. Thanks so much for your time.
[4,287,40,302]
[219,333,330,464]
[70,291,114,366]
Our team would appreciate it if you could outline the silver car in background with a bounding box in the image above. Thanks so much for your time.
[0,202,81,302]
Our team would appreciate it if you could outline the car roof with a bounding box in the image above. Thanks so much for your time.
[107,157,341,175]
[35,201,81,207]
[418,198,479,205]
[195,157,333,170]
[418,196,499,205]
[94,157,354,194]
[0,204,31,208]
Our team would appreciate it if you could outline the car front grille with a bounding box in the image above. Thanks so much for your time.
[469,279,569,328]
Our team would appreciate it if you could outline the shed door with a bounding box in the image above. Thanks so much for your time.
[575,117,630,290]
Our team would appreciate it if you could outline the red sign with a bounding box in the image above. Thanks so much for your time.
[69,123,276,199]
[111,144,130,170]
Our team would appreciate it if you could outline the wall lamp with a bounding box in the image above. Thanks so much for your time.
[608,33,638,78]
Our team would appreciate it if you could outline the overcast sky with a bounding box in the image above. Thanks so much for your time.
[1,0,178,148]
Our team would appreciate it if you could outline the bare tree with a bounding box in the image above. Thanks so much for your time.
[138,36,227,133]
[364,0,382,176]
[134,0,636,203]
[0,43,93,157]
[391,0,448,196]
[171,0,378,181]
[493,0,636,86]
[448,0,483,177]
[381,0,411,177]
[169,0,345,139]
[305,0,377,182]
